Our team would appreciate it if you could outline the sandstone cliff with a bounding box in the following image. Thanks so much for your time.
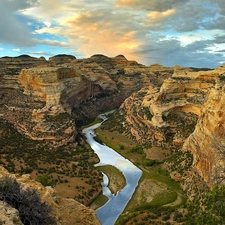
[183,64,225,186]
[119,66,219,146]
[0,166,100,225]
[116,63,225,189]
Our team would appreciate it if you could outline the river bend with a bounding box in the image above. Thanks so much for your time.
[82,117,142,225]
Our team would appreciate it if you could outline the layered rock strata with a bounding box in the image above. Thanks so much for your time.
[119,64,225,187]
[183,64,225,185]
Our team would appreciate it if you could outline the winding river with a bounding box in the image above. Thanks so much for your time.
[82,114,142,225]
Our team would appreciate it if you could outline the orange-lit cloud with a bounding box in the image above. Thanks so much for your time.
[1,0,225,68]
[144,9,176,28]
[60,11,142,61]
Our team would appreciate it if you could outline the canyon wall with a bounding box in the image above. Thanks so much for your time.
[119,63,225,188]
[183,64,225,186]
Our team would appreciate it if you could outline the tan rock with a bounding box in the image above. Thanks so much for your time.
[0,201,23,225]
[183,83,225,186]
[0,166,101,225]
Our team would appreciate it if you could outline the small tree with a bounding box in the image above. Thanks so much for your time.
[0,176,56,225]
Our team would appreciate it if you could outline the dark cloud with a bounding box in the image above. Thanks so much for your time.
[210,0,225,16]
[202,16,225,30]
[114,0,190,12]
[214,35,225,44]
[134,37,224,68]
[0,0,39,46]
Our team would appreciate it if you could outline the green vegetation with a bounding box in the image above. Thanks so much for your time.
[219,74,225,82]
[90,193,109,210]
[185,185,225,224]
[0,119,102,205]
[0,176,55,225]
[94,116,186,224]
[36,174,56,187]
[97,165,126,194]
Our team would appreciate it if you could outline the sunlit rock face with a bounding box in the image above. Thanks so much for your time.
[183,65,225,186]
[118,66,215,146]
[119,63,225,187]
[0,166,101,225]
[0,55,48,89]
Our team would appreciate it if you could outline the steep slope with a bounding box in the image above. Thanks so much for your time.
[116,64,225,189]
[119,66,219,146]
[183,64,225,186]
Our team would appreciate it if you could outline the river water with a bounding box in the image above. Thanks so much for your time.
[82,116,142,225]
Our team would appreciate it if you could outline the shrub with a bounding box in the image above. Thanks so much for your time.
[0,176,56,225]
[130,145,143,154]
[36,174,56,187]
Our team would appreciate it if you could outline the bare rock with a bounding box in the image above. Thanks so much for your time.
[0,201,23,225]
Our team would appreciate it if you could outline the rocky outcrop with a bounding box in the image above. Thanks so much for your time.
[0,201,23,225]
[118,63,225,188]
[0,55,48,89]
[49,54,76,65]
[0,166,101,225]
[119,65,223,147]
[183,65,225,186]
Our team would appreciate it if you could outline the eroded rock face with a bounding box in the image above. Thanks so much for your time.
[183,68,225,185]
[49,54,76,65]
[0,166,101,225]
[119,64,225,187]
[118,66,215,146]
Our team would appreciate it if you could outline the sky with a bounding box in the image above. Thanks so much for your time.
[0,0,225,68]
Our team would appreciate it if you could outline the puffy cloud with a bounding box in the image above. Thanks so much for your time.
[144,9,176,29]
[60,9,142,61]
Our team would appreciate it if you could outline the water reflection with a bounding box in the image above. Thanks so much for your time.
[82,116,142,225]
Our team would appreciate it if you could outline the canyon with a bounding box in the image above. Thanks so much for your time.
[1,54,225,224]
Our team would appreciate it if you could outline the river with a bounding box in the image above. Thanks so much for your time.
[82,114,142,225]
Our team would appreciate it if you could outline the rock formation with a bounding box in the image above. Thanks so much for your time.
[0,166,101,225]
[118,63,225,189]
[183,64,225,186]
[2,53,225,222]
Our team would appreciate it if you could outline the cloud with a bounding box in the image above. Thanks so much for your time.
[60,8,142,61]
[114,0,190,12]
[210,0,225,15]
[214,35,225,44]
[0,0,38,46]
[134,36,225,68]
[13,48,20,52]
[1,0,225,68]
[144,9,176,29]
[202,16,225,30]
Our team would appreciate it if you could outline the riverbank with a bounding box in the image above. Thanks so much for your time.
[95,126,186,224]
[82,121,142,225]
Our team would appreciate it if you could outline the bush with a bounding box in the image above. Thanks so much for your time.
[130,145,143,154]
[0,176,56,225]
[36,174,56,187]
